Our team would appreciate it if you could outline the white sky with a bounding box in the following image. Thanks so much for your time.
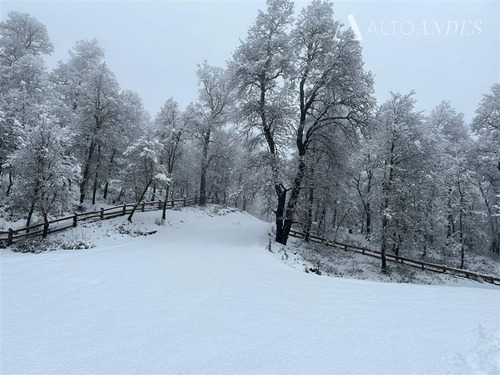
[1,0,499,122]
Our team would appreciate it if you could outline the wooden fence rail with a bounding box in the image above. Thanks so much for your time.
[0,197,198,246]
[2,199,498,286]
[288,229,500,286]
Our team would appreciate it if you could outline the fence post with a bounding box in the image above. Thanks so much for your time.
[123,203,127,215]
[73,213,78,227]
[171,199,174,208]
[141,201,145,212]
[183,197,187,206]
[42,214,49,239]
[100,207,104,220]
[8,228,13,246]
[158,200,162,209]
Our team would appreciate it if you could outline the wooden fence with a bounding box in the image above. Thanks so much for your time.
[1,199,498,286]
[0,197,198,246]
[288,229,500,286]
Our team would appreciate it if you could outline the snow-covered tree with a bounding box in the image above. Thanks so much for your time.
[0,13,53,192]
[102,89,148,203]
[0,12,53,66]
[371,92,434,270]
[472,84,500,255]
[191,62,234,205]
[9,109,78,227]
[154,98,188,219]
[52,40,122,205]
[230,0,295,243]
[123,136,168,222]
[231,0,374,244]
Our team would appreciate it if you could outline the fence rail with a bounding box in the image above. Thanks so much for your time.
[288,229,500,286]
[0,196,198,246]
[2,199,498,286]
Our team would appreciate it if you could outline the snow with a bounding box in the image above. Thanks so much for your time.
[279,236,500,287]
[1,207,499,374]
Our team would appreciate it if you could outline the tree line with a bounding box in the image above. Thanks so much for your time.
[0,1,498,271]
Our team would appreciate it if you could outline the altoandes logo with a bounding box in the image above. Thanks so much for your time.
[335,14,484,41]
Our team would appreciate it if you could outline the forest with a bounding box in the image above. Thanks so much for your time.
[0,0,499,272]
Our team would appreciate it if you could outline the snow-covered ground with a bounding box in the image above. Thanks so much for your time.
[1,206,499,374]
[280,237,500,287]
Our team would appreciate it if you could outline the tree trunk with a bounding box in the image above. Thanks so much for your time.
[459,183,465,269]
[92,166,99,205]
[364,170,373,240]
[128,180,152,222]
[6,169,13,196]
[479,183,500,255]
[280,156,307,245]
[380,140,395,272]
[318,206,326,237]
[198,131,211,206]
[26,200,36,230]
[495,232,500,255]
[381,217,388,271]
[242,193,247,211]
[103,182,109,200]
[103,150,116,200]
[162,184,170,221]
[446,187,454,239]
[92,144,101,206]
[332,202,338,229]
[459,207,465,269]
[79,140,96,204]
[365,202,371,240]
[117,187,124,202]
[274,186,288,244]
[151,185,156,201]
[92,173,98,206]
[304,185,314,242]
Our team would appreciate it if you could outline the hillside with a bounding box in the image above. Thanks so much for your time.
[1,207,499,374]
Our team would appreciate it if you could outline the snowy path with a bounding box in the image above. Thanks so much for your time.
[1,208,499,374]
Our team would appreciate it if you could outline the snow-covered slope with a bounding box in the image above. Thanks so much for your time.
[1,207,499,374]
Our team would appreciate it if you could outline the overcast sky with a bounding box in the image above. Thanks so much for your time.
[1,0,498,122]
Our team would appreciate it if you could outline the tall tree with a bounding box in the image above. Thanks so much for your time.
[0,12,53,191]
[123,137,167,222]
[102,89,148,202]
[154,98,187,219]
[52,40,121,205]
[9,108,78,227]
[231,0,295,242]
[192,62,234,205]
[0,11,53,66]
[232,0,373,244]
[472,84,500,255]
[372,92,432,271]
